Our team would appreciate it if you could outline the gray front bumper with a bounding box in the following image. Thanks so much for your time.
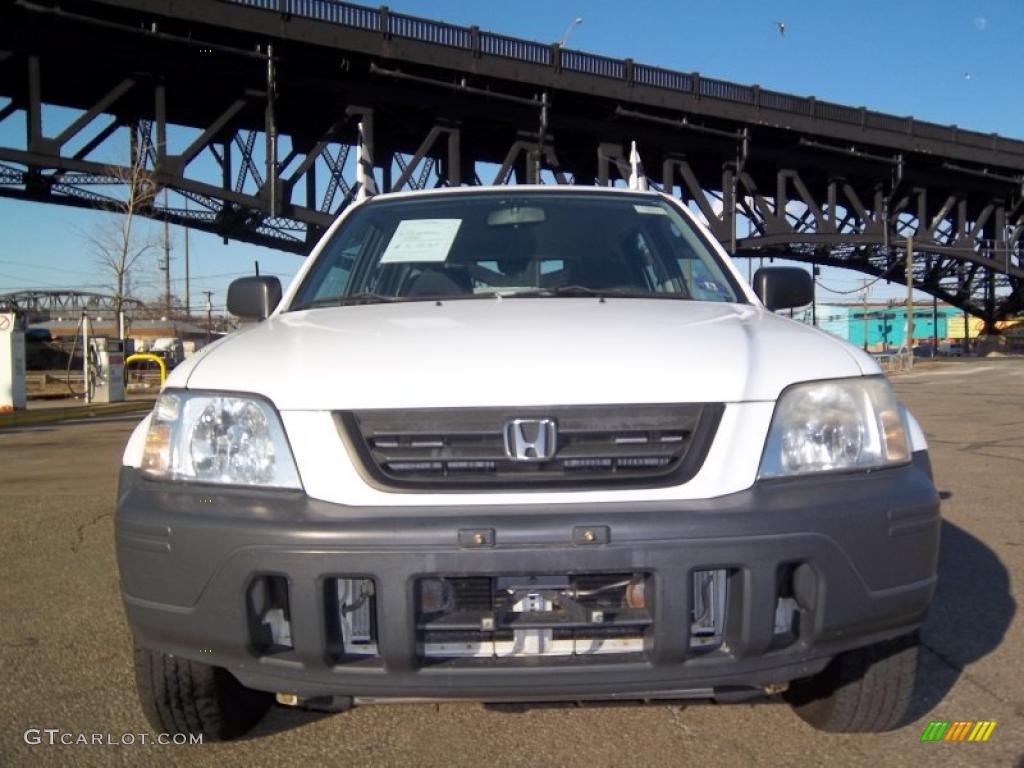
[115,453,940,700]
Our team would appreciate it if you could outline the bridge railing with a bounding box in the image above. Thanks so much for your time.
[481,32,551,65]
[223,0,1024,157]
[389,9,470,48]
[560,49,624,80]
[632,65,693,93]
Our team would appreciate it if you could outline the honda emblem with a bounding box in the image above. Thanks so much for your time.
[503,418,557,462]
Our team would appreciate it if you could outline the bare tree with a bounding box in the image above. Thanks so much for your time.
[81,124,159,326]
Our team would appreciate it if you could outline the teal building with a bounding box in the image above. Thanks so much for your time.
[797,303,962,350]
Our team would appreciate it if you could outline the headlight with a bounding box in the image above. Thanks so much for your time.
[758,377,910,478]
[141,390,301,488]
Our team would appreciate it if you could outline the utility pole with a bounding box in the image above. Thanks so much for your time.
[862,278,870,352]
[203,291,213,345]
[162,188,171,317]
[184,197,191,317]
[905,235,914,353]
[811,265,819,327]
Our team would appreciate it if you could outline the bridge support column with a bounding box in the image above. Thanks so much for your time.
[596,143,627,186]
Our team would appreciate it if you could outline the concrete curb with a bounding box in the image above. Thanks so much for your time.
[0,400,154,429]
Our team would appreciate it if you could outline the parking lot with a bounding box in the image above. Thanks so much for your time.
[1,358,1021,767]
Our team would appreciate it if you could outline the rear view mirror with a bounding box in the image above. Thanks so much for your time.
[486,206,546,226]
[752,267,814,311]
[227,276,282,320]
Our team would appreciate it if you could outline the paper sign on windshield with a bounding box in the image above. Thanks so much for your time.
[380,219,462,263]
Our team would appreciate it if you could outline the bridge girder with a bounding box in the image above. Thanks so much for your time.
[0,289,143,314]
[0,0,1021,325]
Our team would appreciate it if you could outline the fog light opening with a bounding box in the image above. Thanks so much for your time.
[247,575,292,655]
[690,569,728,649]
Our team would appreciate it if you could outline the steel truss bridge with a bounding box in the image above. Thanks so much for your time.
[0,289,141,318]
[1,0,1022,326]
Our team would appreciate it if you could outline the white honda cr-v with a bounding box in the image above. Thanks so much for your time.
[116,186,939,740]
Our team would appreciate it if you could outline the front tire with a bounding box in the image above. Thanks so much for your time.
[784,632,920,732]
[133,643,273,741]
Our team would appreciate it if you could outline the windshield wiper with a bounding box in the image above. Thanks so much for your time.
[293,292,403,309]
[504,285,680,300]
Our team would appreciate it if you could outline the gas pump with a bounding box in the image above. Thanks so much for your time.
[86,337,126,403]
[0,311,27,412]
[88,339,126,405]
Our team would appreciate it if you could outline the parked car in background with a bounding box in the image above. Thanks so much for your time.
[937,340,964,357]
[25,327,53,343]
[149,337,185,368]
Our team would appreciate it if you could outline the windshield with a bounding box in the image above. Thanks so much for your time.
[289,191,742,309]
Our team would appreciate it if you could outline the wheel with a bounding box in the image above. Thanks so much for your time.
[784,632,919,733]
[133,643,273,741]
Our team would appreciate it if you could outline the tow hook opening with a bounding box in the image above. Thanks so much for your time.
[690,569,730,650]
[325,577,380,662]
[247,575,293,655]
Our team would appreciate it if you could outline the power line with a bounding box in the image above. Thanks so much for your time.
[166,270,293,284]
[815,276,886,295]
[0,259,99,277]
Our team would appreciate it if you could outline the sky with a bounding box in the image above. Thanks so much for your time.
[0,0,1021,312]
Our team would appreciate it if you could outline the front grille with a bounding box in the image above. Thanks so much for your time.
[339,403,722,490]
[324,577,380,663]
[416,573,651,661]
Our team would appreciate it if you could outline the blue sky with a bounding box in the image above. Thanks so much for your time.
[0,0,1020,310]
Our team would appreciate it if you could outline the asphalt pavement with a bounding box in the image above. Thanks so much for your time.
[1,359,1022,767]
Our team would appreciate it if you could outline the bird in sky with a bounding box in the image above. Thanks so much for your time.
[964,71,972,80]
[775,21,786,37]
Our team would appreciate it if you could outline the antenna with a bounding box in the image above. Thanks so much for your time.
[628,141,648,191]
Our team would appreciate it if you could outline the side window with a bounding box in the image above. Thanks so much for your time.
[661,214,734,301]
[625,229,682,293]
[295,223,386,306]
[315,247,357,298]
[676,241,730,300]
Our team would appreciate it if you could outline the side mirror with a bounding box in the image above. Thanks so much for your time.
[752,267,814,311]
[227,276,282,320]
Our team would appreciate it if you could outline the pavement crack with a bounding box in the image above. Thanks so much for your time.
[921,640,1024,716]
[71,511,112,553]
[666,705,692,736]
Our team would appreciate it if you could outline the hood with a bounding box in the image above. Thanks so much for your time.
[183,299,875,409]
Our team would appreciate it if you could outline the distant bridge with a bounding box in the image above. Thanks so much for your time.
[0,290,142,319]
[0,0,1021,325]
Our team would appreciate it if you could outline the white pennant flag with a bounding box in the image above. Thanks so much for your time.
[628,140,648,191]
[356,121,377,201]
